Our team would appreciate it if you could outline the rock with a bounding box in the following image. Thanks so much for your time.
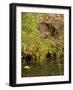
[24,66,31,69]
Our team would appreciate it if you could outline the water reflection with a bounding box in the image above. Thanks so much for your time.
[22,59,64,77]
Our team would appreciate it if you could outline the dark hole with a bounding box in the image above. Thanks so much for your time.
[46,52,52,61]
[25,54,32,63]
[52,53,57,60]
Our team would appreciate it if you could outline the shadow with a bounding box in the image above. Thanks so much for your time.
[5,82,9,86]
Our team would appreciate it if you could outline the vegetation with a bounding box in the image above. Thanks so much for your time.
[21,12,64,77]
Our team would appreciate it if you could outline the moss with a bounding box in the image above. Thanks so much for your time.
[21,13,64,64]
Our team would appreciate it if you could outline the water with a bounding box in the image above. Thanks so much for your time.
[22,59,64,77]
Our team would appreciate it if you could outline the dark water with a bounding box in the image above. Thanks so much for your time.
[22,60,64,77]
